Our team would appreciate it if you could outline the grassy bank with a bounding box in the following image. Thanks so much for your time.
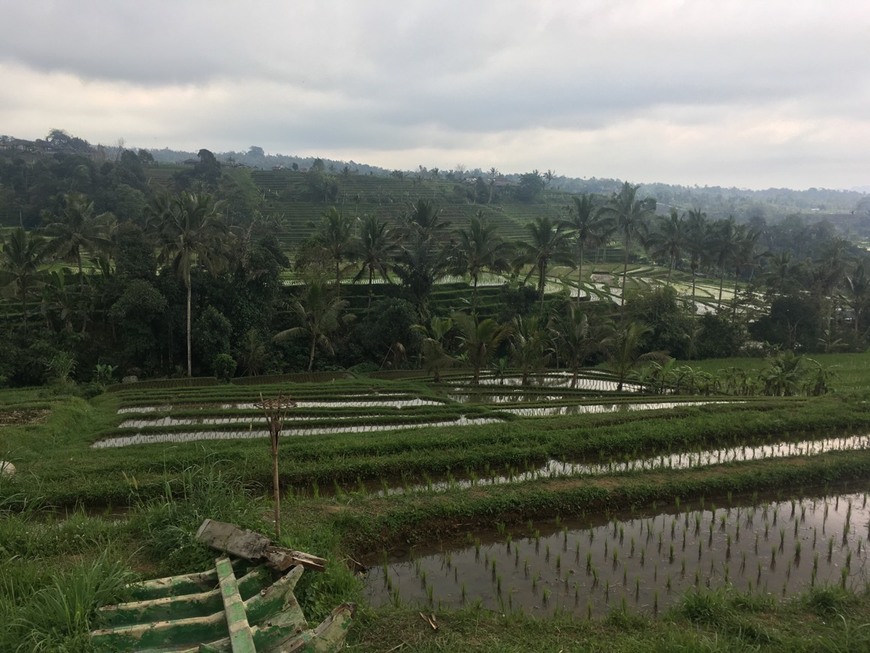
[3,367,870,651]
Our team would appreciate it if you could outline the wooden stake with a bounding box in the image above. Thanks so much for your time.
[257,393,296,540]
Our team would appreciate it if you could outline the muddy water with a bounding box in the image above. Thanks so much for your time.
[364,490,870,617]
[374,434,870,497]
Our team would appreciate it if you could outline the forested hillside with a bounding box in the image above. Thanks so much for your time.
[1,130,869,389]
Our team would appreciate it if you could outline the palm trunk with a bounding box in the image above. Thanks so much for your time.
[621,233,630,313]
[472,274,479,316]
[367,268,374,310]
[307,335,316,372]
[186,281,192,377]
[577,246,584,305]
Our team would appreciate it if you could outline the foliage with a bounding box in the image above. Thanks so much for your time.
[624,287,695,359]
[212,353,237,382]
[192,305,232,375]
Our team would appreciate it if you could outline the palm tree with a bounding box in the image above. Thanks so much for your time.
[412,315,456,382]
[710,217,741,310]
[394,199,452,318]
[237,328,268,376]
[0,227,49,331]
[684,209,708,312]
[274,278,353,372]
[487,167,499,204]
[403,198,450,238]
[148,192,227,377]
[603,320,654,392]
[562,194,608,304]
[521,216,568,311]
[453,312,510,384]
[511,314,551,386]
[599,182,656,312]
[731,224,762,312]
[762,250,800,296]
[645,209,684,286]
[813,237,850,334]
[42,192,114,289]
[354,214,396,309]
[549,303,594,388]
[313,207,355,298]
[456,212,511,314]
[844,259,870,337]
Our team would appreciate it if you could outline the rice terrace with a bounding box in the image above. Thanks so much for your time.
[4,135,870,650]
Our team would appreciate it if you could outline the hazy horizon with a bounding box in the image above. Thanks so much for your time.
[2,1,869,192]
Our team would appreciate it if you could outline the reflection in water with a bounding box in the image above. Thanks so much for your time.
[365,491,870,617]
[375,434,870,497]
[498,401,731,417]
[117,397,444,415]
[92,415,501,449]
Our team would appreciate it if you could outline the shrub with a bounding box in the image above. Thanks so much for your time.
[212,353,237,382]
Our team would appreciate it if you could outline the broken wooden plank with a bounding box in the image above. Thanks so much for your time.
[196,519,326,572]
[215,557,256,653]
[98,567,273,627]
[282,603,356,652]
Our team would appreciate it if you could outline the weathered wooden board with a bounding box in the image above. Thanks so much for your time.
[196,519,327,572]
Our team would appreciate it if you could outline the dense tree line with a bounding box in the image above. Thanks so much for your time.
[2,137,870,390]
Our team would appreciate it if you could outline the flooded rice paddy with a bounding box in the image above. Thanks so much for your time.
[364,489,870,617]
[372,435,870,497]
[91,416,502,449]
[498,401,730,417]
[116,397,444,415]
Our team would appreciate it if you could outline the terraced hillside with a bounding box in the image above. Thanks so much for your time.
[250,169,578,248]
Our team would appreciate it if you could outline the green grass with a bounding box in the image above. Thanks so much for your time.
[5,367,870,651]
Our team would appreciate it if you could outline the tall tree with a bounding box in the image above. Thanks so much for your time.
[684,208,708,313]
[354,214,396,310]
[453,312,510,385]
[313,207,355,298]
[599,182,656,314]
[710,217,741,310]
[510,314,551,386]
[0,227,49,331]
[42,192,114,289]
[521,216,568,311]
[549,303,594,388]
[456,212,511,315]
[412,315,455,382]
[393,199,451,318]
[148,192,227,376]
[645,208,685,286]
[274,278,353,372]
[844,259,870,338]
[603,320,654,392]
[562,194,608,304]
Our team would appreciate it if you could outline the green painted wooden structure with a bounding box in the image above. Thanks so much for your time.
[90,557,354,652]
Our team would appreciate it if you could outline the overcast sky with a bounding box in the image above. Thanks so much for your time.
[1,1,868,191]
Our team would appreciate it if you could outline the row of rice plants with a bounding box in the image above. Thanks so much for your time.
[364,489,870,617]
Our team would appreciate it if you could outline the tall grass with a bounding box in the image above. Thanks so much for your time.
[133,459,264,573]
[1,552,134,653]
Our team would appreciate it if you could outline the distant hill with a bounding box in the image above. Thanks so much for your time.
[1,131,867,233]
